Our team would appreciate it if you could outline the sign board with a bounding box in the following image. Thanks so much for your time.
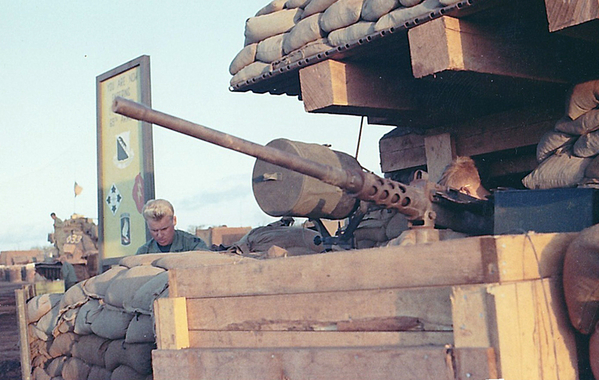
[96,55,154,269]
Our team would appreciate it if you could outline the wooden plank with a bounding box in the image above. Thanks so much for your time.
[453,347,498,380]
[169,235,496,298]
[188,330,454,348]
[152,346,494,380]
[379,133,426,172]
[408,16,567,83]
[154,297,190,350]
[424,133,455,183]
[185,287,453,331]
[299,60,417,116]
[451,285,492,348]
[544,0,599,32]
[15,288,31,380]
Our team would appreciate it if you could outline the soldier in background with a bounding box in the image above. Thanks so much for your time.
[136,199,209,254]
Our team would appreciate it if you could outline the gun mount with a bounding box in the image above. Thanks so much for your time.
[112,97,492,238]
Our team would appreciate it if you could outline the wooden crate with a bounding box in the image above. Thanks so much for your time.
[153,232,579,380]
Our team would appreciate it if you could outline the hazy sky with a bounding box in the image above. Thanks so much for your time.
[0,1,394,251]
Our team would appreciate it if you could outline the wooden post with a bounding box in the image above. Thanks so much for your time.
[424,133,455,183]
[154,297,190,350]
[15,288,31,380]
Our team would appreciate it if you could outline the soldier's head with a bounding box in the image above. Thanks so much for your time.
[142,199,177,246]
[438,157,490,200]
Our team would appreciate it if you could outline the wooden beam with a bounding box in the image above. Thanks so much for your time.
[152,346,496,380]
[15,288,32,380]
[408,16,567,83]
[299,60,417,116]
[424,133,455,183]
[154,297,190,350]
[544,0,599,33]
[188,330,454,349]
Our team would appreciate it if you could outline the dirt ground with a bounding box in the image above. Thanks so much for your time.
[0,281,25,380]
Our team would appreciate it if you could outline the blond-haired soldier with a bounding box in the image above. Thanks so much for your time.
[438,157,490,200]
[136,199,208,254]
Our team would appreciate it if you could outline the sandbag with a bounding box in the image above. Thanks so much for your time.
[563,224,599,334]
[87,366,112,380]
[82,265,127,298]
[36,303,61,341]
[586,155,599,179]
[256,33,286,63]
[566,79,599,120]
[375,0,442,31]
[283,13,325,54]
[256,0,288,16]
[62,357,91,380]
[320,0,364,32]
[229,43,258,76]
[536,130,577,163]
[555,109,599,136]
[522,151,592,189]
[230,61,271,87]
[327,21,375,46]
[28,293,63,323]
[104,265,165,309]
[119,254,175,269]
[90,307,134,340]
[72,334,111,367]
[48,332,78,358]
[55,307,77,335]
[124,271,169,315]
[286,0,312,8]
[33,367,51,380]
[111,365,147,380]
[152,251,247,270]
[104,340,154,375]
[273,38,334,70]
[574,131,599,157]
[74,298,102,335]
[234,225,324,256]
[439,0,460,4]
[362,0,400,21]
[244,8,303,45]
[303,0,339,18]
[399,0,422,5]
[125,314,155,343]
[58,282,87,310]
[46,357,67,378]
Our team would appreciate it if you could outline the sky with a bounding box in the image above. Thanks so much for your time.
[0,1,394,252]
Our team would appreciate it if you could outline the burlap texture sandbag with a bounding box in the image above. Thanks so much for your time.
[125,314,155,343]
[62,357,91,380]
[32,354,49,369]
[30,324,49,342]
[229,44,258,76]
[555,110,599,136]
[256,0,288,16]
[244,8,303,45]
[327,21,375,45]
[74,298,102,335]
[48,332,78,358]
[119,254,175,269]
[72,334,111,367]
[320,0,364,32]
[286,0,312,8]
[32,367,51,380]
[87,366,112,380]
[256,33,287,63]
[104,340,154,375]
[31,339,52,359]
[90,307,134,340]
[574,131,599,158]
[283,13,325,54]
[536,130,577,163]
[111,365,147,380]
[234,225,324,256]
[563,224,599,334]
[124,271,169,315]
[439,0,460,4]
[58,282,87,310]
[55,307,77,335]
[522,151,592,189]
[399,0,422,6]
[362,0,400,21]
[273,38,333,69]
[230,61,271,87]
[303,0,339,18]
[375,0,441,31]
[46,357,67,378]
[82,265,127,298]
[566,79,599,120]
[28,293,63,323]
[104,265,165,309]
[586,155,599,179]
[36,303,61,341]
[152,251,248,270]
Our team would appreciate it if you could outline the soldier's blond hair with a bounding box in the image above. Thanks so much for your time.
[438,157,482,189]
[142,199,174,221]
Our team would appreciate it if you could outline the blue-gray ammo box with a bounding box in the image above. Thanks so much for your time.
[494,188,599,234]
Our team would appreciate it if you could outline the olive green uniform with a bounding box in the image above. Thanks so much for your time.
[136,230,209,255]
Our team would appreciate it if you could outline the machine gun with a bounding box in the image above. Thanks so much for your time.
[112,97,492,248]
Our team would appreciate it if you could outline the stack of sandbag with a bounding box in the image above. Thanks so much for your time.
[230,0,461,86]
[523,79,599,189]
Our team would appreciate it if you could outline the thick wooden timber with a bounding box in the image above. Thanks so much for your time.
[15,288,32,380]
[154,297,190,350]
[544,0,599,40]
[168,233,575,299]
[152,346,497,380]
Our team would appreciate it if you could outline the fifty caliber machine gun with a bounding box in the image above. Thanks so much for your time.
[112,97,492,248]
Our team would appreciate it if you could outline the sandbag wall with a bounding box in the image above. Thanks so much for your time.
[229,0,460,86]
[25,261,167,380]
[524,79,599,189]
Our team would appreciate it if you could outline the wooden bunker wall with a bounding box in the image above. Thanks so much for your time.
[152,232,578,380]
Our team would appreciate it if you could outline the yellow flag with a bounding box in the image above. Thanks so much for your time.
[74,182,83,197]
